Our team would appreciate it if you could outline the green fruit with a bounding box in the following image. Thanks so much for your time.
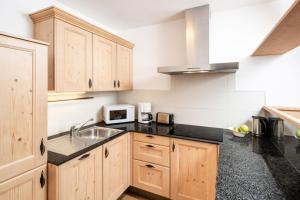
[296,130,300,138]
[239,125,249,133]
[233,127,239,132]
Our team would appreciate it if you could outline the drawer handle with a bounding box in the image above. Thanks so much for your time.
[88,78,93,88]
[172,142,175,152]
[105,148,109,158]
[79,153,90,160]
[145,164,155,168]
[40,138,45,156]
[146,144,154,148]
[146,135,154,138]
[40,170,46,188]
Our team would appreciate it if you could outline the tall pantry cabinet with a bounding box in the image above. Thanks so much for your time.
[0,33,48,200]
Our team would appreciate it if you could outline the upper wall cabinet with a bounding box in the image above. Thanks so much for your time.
[30,6,134,92]
[253,0,300,56]
[116,44,133,90]
[56,20,93,92]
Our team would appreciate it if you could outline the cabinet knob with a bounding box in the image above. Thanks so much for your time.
[40,139,45,156]
[146,144,154,148]
[40,170,46,188]
[114,80,116,88]
[117,80,120,88]
[88,79,93,88]
[172,142,175,152]
[105,148,109,158]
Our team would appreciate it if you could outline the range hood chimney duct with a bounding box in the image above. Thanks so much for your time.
[158,5,238,75]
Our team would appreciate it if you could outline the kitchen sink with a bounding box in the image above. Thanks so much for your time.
[76,126,123,140]
[47,126,123,156]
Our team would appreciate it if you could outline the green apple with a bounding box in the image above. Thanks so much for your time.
[296,130,300,138]
[239,125,249,133]
[233,127,240,132]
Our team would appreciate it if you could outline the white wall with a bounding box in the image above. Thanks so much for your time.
[48,92,117,136]
[0,0,118,136]
[118,0,299,133]
[0,0,118,38]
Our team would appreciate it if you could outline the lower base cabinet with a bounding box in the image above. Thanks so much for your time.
[48,147,103,200]
[103,133,130,200]
[132,160,170,198]
[0,164,47,200]
[171,139,219,200]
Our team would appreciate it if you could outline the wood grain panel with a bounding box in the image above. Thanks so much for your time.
[0,164,47,200]
[93,35,117,91]
[34,18,55,90]
[253,0,300,56]
[133,141,170,167]
[116,44,132,90]
[0,34,48,183]
[55,19,92,92]
[171,139,218,200]
[133,133,170,147]
[132,160,170,198]
[103,133,129,200]
[30,6,134,49]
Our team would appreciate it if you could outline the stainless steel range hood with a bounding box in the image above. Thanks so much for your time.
[157,5,239,75]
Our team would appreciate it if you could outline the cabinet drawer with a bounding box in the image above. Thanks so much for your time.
[133,141,170,167]
[132,160,170,198]
[133,133,170,146]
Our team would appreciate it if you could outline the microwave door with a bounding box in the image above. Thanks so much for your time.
[110,109,127,120]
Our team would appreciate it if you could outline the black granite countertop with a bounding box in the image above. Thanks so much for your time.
[217,130,300,200]
[48,121,223,165]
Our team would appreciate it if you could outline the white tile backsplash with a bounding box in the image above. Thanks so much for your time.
[118,74,266,129]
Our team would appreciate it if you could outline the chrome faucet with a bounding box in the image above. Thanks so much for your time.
[70,118,94,136]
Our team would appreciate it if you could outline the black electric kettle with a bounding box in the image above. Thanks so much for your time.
[252,116,269,137]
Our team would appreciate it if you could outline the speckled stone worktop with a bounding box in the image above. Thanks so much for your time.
[217,131,300,200]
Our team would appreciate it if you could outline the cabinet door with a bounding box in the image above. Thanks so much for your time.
[132,160,170,198]
[56,20,93,92]
[171,139,218,200]
[116,44,132,90]
[103,134,129,200]
[59,147,102,200]
[0,165,47,200]
[93,35,117,91]
[0,35,47,183]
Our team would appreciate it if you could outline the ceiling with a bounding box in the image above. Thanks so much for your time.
[57,0,275,30]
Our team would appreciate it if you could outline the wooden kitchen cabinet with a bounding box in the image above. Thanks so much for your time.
[171,139,219,200]
[132,160,170,198]
[31,7,134,92]
[103,133,130,200]
[55,20,93,92]
[93,35,117,91]
[116,44,133,90]
[0,33,48,183]
[133,141,170,167]
[48,147,103,200]
[34,18,93,92]
[0,165,47,200]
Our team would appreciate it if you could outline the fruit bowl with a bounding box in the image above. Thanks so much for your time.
[229,127,248,138]
[294,135,300,140]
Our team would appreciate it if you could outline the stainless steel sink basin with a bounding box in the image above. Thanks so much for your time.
[76,126,123,140]
[48,126,123,156]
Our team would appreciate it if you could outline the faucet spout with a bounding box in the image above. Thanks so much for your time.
[70,118,94,137]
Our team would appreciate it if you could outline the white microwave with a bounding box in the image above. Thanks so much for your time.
[103,104,135,124]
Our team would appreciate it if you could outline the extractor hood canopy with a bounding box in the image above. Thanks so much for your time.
[157,5,239,75]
